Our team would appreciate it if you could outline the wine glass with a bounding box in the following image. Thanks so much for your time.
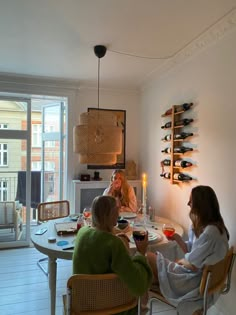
[132,219,147,241]
[162,223,175,238]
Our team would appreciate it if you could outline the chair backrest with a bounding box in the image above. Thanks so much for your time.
[0,201,16,226]
[38,200,70,222]
[200,246,235,297]
[66,273,138,315]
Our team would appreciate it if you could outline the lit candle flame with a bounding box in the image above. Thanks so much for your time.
[142,173,147,187]
[142,173,147,214]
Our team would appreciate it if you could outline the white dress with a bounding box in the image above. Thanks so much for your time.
[156,225,229,315]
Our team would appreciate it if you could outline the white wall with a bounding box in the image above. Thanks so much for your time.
[140,28,236,314]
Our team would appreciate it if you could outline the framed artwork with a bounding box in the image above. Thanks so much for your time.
[87,108,126,169]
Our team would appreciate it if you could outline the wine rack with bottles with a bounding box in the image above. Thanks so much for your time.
[160,103,194,184]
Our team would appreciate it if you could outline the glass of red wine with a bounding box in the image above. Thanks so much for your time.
[132,221,146,241]
[162,223,175,238]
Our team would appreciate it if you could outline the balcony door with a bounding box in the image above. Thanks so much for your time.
[0,96,32,248]
[41,102,65,202]
[0,96,67,249]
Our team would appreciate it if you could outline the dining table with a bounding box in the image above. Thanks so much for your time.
[31,214,183,315]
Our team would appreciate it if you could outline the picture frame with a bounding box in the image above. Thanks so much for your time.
[87,108,126,169]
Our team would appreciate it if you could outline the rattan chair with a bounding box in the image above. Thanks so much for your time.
[37,200,70,275]
[149,246,235,315]
[64,273,141,315]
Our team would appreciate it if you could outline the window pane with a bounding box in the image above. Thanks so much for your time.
[0,100,28,130]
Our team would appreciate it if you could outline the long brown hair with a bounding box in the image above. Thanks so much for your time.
[91,195,117,233]
[110,170,130,207]
[189,185,229,239]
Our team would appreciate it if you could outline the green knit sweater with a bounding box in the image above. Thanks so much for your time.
[72,226,152,314]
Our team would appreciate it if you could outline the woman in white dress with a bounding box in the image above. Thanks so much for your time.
[103,170,137,213]
[147,185,229,315]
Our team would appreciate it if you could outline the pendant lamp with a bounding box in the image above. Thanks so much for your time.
[73,45,122,165]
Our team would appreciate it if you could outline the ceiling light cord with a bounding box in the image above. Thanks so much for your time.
[108,49,172,60]
[108,7,236,61]
[94,45,107,110]
[97,57,100,110]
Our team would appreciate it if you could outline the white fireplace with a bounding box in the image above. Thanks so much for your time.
[73,180,142,213]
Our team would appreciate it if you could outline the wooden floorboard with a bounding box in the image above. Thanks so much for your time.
[0,247,72,315]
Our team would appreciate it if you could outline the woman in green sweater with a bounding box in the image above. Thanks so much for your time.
[73,195,152,314]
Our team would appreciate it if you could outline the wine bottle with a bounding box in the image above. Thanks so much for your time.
[161,159,171,166]
[174,118,193,127]
[161,108,172,117]
[175,102,193,113]
[162,134,171,141]
[174,132,193,140]
[162,132,193,141]
[161,103,193,116]
[160,172,170,179]
[161,121,172,129]
[174,160,192,168]
[173,173,192,181]
[162,147,193,154]
[161,147,171,154]
[173,146,193,154]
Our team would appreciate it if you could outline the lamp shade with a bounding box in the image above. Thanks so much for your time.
[73,110,122,165]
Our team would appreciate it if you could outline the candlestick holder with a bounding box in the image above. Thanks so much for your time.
[142,196,148,226]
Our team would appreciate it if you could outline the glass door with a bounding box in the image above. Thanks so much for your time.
[0,96,31,248]
[41,102,66,202]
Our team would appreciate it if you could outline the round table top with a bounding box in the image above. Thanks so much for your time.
[31,215,184,260]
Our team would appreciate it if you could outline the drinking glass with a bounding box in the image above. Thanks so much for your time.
[83,207,92,225]
[132,219,147,241]
[162,223,175,238]
[83,207,91,219]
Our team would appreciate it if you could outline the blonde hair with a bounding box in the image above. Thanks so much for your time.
[91,195,117,233]
[110,170,130,207]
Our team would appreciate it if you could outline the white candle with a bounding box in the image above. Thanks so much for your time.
[142,173,147,214]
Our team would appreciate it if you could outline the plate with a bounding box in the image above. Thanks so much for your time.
[119,212,137,219]
[130,231,163,243]
[69,214,79,221]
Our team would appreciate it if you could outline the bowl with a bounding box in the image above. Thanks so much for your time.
[117,219,129,230]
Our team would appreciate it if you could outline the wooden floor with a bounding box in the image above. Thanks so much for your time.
[0,246,72,315]
[0,247,220,315]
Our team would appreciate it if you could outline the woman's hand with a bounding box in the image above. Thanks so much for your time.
[177,258,198,271]
[108,183,115,194]
[167,233,188,254]
[134,231,149,256]
[166,232,179,241]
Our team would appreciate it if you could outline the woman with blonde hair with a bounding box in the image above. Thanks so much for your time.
[103,169,137,212]
[73,195,152,315]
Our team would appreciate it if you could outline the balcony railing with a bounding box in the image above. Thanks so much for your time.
[0,172,50,225]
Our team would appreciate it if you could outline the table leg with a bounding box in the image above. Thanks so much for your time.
[48,256,57,315]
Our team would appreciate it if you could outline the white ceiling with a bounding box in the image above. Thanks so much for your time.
[0,0,235,89]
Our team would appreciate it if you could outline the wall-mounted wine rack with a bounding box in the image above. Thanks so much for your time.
[160,103,195,184]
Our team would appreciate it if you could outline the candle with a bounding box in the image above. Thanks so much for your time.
[142,173,147,214]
